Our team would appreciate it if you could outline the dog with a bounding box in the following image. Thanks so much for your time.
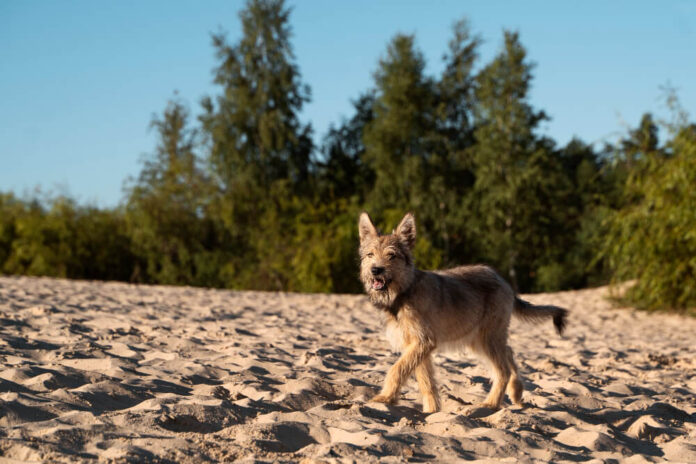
[358,211,567,413]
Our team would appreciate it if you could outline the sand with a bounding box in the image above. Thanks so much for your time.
[0,275,695,463]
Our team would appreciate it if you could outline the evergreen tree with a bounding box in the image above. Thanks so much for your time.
[472,31,571,291]
[318,92,375,201]
[438,19,479,158]
[362,34,442,270]
[434,19,481,265]
[199,0,313,289]
[200,0,311,196]
[535,138,608,290]
[125,99,217,286]
[364,34,434,211]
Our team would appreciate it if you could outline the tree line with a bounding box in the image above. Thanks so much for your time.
[2,0,694,312]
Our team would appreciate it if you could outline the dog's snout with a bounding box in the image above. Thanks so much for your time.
[371,266,385,276]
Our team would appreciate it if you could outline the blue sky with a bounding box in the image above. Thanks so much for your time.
[1,0,695,207]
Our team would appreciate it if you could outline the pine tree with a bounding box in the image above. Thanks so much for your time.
[199,0,313,289]
[200,0,311,194]
[362,34,442,269]
[434,19,480,265]
[438,19,479,158]
[364,34,433,209]
[472,31,570,291]
[318,92,376,201]
[125,99,215,285]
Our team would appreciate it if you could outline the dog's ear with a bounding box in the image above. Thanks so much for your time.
[358,212,378,242]
[395,212,416,249]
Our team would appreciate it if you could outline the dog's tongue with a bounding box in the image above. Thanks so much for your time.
[372,280,384,290]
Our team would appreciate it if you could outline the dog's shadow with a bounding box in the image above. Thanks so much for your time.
[356,401,427,424]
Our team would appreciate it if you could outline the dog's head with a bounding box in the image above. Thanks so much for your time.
[358,212,416,308]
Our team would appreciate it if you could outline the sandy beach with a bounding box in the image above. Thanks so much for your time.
[0,275,694,463]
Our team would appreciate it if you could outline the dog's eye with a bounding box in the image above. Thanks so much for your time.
[366,252,374,258]
[386,253,396,260]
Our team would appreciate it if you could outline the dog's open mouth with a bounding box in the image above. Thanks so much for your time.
[372,277,390,291]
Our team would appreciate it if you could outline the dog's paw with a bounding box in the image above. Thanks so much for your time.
[422,396,440,414]
[370,394,396,404]
[422,405,440,414]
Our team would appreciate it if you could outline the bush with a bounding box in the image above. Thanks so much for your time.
[604,123,696,311]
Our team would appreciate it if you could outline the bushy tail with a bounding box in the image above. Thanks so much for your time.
[513,297,568,335]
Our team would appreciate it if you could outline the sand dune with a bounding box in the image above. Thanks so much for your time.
[0,276,694,463]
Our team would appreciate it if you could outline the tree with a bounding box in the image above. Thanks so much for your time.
[535,138,608,290]
[364,34,434,210]
[433,19,481,265]
[317,92,376,202]
[0,193,20,268]
[621,113,660,172]
[472,31,571,291]
[1,196,70,277]
[200,0,311,195]
[125,99,217,286]
[199,0,313,289]
[438,19,479,158]
[361,34,442,270]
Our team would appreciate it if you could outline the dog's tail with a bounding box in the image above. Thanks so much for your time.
[513,297,568,335]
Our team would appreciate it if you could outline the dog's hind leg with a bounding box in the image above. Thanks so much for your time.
[479,335,511,410]
[505,346,523,405]
[415,355,440,413]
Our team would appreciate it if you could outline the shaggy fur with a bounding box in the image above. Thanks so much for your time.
[358,211,568,413]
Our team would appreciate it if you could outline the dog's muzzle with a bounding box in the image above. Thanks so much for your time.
[371,276,390,291]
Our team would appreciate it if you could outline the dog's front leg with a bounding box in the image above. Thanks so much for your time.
[415,355,440,413]
[372,341,433,405]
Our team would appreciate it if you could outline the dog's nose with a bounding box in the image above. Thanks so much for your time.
[371,266,385,276]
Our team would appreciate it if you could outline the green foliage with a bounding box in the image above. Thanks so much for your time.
[604,116,696,311]
[197,0,314,290]
[437,18,479,154]
[200,0,311,195]
[471,31,574,291]
[363,34,436,213]
[288,199,364,293]
[318,93,376,201]
[362,25,481,270]
[0,193,21,267]
[429,20,480,267]
[0,194,133,280]
[125,99,219,286]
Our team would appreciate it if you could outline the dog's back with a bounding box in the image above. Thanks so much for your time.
[401,265,516,351]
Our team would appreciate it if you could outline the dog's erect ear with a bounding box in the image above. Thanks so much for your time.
[358,212,378,242]
[395,212,416,249]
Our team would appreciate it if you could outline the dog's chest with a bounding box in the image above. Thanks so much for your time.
[384,319,405,352]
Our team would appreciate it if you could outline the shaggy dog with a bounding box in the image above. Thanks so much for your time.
[358,212,567,413]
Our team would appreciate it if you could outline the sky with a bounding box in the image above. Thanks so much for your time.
[1,1,695,207]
